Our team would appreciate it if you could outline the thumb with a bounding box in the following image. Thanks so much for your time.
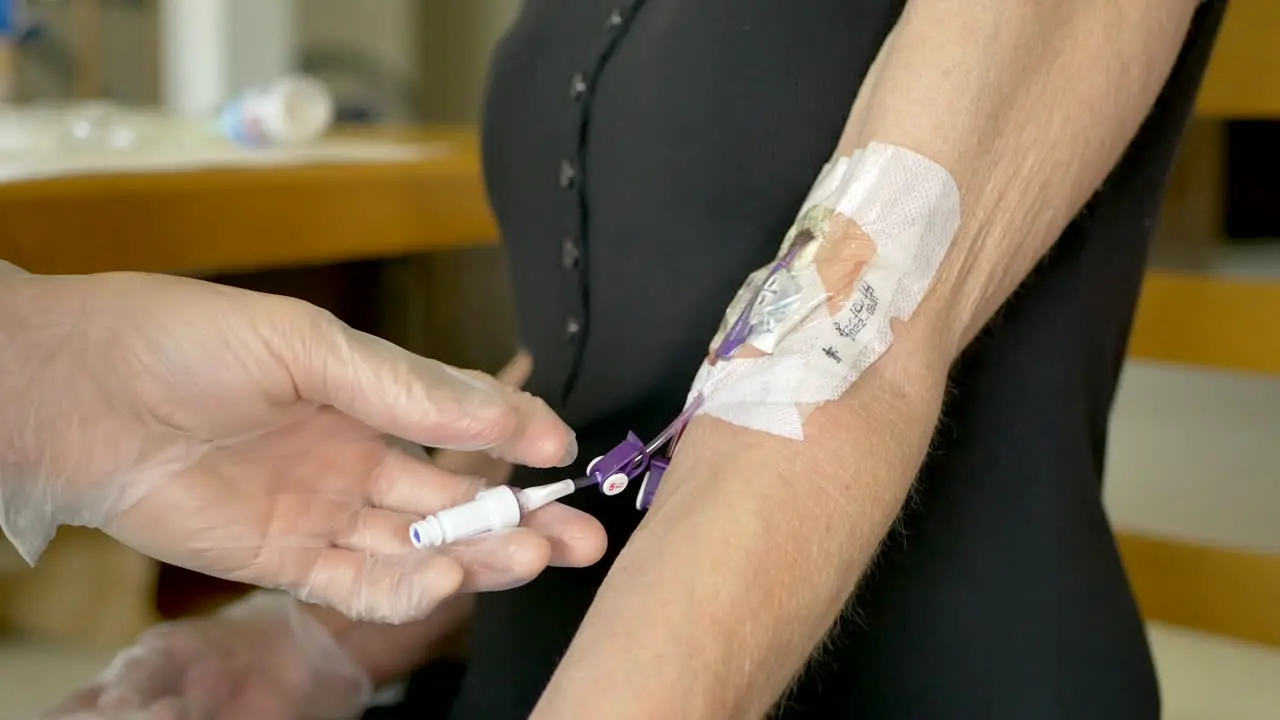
[285,307,575,467]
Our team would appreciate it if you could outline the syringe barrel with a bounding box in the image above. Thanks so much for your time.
[409,486,522,549]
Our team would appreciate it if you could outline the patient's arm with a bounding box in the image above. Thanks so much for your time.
[533,1,1204,718]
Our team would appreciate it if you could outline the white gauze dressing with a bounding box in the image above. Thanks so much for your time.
[687,142,961,439]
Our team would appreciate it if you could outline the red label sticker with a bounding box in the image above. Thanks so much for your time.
[601,474,629,496]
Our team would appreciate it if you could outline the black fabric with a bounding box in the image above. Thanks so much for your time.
[360,660,465,720]
[412,1,1225,717]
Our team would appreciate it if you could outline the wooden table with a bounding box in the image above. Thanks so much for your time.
[0,0,1274,275]
[0,125,1273,376]
[0,127,497,276]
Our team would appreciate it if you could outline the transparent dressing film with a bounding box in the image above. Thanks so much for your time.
[552,143,960,513]
[690,143,961,439]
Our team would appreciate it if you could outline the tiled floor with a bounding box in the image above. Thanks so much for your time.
[0,622,1276,719]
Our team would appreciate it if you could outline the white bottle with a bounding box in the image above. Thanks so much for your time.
[218,75,334,147]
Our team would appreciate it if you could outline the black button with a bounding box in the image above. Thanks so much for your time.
[605,9,622,29]
[565,317,582,339]
[561,237,580,269]
[569,73,587,101]
[558,160,577,189]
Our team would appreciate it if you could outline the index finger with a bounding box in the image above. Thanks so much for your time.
[292,319,576,468]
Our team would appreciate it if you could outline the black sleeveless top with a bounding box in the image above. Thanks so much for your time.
[416,2,1225,717]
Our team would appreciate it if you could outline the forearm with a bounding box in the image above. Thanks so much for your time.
[538,346,942,719]
[536,1,1199,717]
[305,595,474,688]
[839,0,1199,353]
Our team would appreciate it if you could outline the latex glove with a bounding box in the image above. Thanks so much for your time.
[0,270,589,623]
[44,592,371,720]
[431,349,533,485]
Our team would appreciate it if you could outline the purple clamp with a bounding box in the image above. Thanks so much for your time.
[584,431,650,497]
[577,390,701,507]
[635,456,669,510]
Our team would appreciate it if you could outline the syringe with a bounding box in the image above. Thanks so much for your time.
[408,478,582,549]
[410,395,705,549]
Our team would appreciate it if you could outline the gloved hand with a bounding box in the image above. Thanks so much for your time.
[0,269,595,623]
[431,349,534,485]
[44,592,371,720]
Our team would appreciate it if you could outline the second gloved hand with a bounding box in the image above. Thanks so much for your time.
[45,592,370,720]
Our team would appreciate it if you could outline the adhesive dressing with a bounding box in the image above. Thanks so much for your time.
[407,143,963,533]
[688,142,961,439]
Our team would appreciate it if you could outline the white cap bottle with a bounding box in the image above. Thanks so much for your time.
[219,75,334,147]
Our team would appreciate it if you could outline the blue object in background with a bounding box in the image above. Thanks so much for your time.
[0,0,39,40]
[0,0,47,43]
[0,0,17,36]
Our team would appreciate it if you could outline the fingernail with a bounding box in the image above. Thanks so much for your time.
[560,433,579,466]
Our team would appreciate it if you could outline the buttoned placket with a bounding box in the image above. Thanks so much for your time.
[556,2,644,403]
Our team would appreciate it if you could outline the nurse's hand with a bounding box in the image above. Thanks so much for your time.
[0,269,587,623]
[431,349,534,485]
[44,593,370,720]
